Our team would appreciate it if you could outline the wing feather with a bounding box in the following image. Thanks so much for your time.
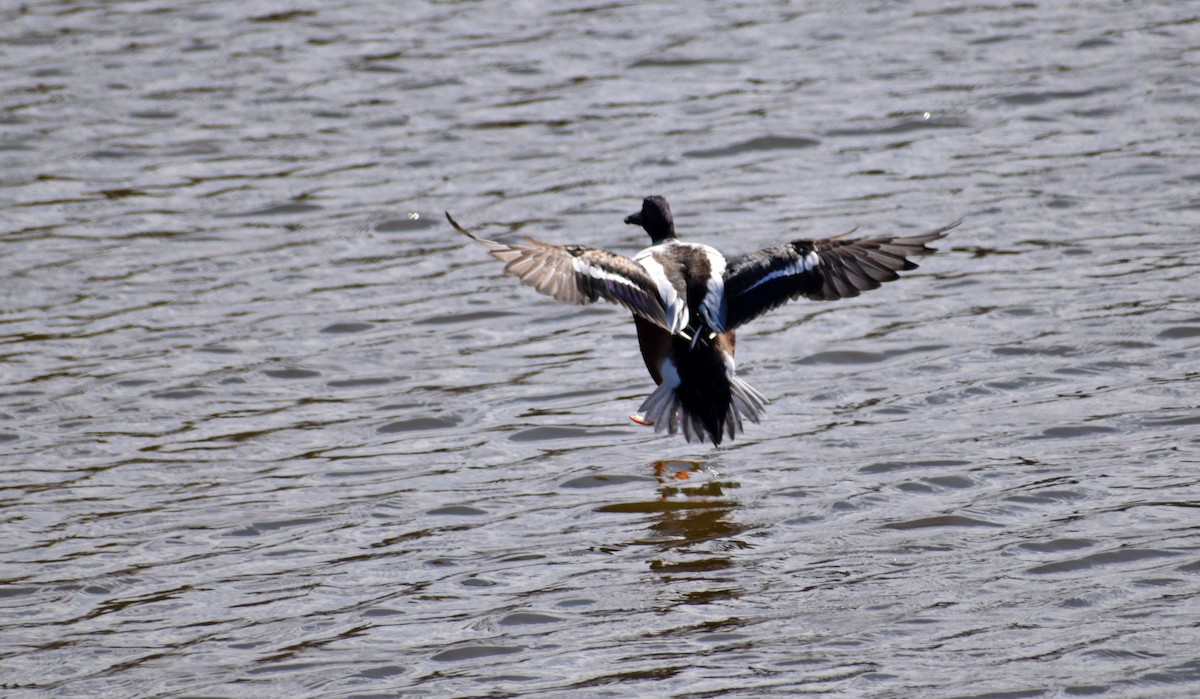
[447,212,672,331]
[722,219,960,329]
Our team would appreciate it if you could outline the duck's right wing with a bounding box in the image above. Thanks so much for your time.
[721,220,959,331]
[447,213,672,331]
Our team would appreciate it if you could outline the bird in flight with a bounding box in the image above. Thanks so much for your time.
[447,196,956,446]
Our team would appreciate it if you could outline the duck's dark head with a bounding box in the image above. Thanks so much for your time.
[624,196,676,243]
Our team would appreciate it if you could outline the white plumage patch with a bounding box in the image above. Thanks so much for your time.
[741,250,821,295]
[572,257,638,290]
[635,245,689,335]
[697,244,728,332]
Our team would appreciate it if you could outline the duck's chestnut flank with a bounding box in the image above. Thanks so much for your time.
[448,197,958,446]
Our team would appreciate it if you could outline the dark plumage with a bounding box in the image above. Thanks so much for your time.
[448,197,957,446]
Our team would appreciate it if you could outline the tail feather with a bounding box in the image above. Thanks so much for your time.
[730,375,767,423]
[637,374,768,446]
[689,412,705,443]
[638,382,678,438]
[640,382,674,426]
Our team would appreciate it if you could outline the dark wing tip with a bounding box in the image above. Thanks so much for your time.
[919,217,964,247]
[882,218,964,256]
[446,211,491,245]
[445,211,468,235]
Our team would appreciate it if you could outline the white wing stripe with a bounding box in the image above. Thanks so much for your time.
[573,257,644,292]
[739,251,820,295]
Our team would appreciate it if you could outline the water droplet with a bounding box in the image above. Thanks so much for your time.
[408,212,420,220]
[923,112,931,120]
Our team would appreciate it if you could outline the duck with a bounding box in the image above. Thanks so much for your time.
[446,196,957,446]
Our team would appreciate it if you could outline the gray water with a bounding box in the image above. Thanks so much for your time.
[3,1,1199,697]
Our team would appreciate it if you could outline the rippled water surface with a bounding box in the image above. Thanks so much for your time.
[3,1,1199,697]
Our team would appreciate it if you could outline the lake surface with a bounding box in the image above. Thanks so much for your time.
[3,1,1199,697]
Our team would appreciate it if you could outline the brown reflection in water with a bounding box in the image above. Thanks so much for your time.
[595,460,750,585]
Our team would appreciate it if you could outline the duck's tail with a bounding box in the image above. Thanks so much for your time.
[637,346,767,446]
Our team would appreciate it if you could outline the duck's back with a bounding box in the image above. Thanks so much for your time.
[635,240,728,337]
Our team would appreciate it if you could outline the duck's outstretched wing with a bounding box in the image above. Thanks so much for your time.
[720,220,960,331]
[447,213,672,331]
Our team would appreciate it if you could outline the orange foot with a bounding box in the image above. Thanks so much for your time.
[629,413,654,426]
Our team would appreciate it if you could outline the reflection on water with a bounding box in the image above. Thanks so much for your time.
[596,461,754,612]
[593,461,744,555]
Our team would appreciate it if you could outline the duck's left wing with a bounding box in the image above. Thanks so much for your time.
[447,213,672,331]
[721,220,959,331]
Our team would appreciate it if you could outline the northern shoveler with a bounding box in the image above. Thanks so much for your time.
[447,196,957,446]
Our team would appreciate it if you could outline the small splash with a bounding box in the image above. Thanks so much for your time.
[376,214,438,232]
